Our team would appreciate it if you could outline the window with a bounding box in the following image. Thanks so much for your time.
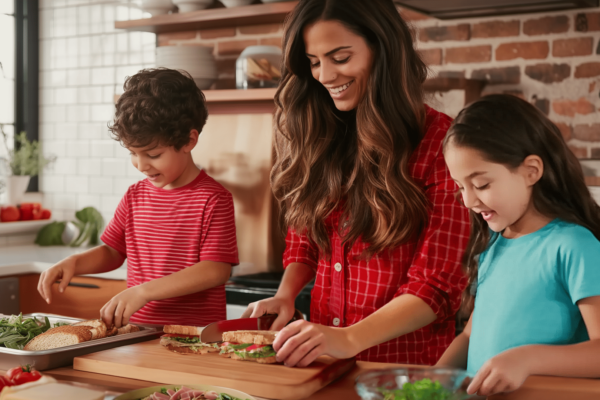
[0,1,15,178]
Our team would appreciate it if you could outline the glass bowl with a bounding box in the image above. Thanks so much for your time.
[355,367,482,400]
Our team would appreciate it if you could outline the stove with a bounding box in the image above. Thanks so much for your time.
[225,272,313,321]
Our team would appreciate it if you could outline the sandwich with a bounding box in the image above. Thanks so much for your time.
[220,330,278,364]
[160,325,220,355]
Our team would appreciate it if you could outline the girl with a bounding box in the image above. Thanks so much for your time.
[438,94,600,397]
[241,0,470,367]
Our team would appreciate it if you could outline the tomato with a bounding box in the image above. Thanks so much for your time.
[246,344,269,352]
[6,365,42,385]
[0,376,13,392]
[18,203,40,221]
[40,209,52,220]
[0,206,20,222]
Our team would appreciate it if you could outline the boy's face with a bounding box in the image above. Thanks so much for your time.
[128,130,199,190]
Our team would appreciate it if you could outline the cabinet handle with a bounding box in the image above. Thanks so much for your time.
[55,281,100,289]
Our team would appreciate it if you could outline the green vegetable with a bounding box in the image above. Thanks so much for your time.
[53,321,71,328]
[379,378,459,400]
[228,343,253,350]
[34,221,66,246]
[70,207,104,246]
[0,314,52,350]
[233,345,276,359]
[34,206,104,247]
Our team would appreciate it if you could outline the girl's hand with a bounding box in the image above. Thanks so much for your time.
[467,347,531,396]
[100,286,149,328]
[241,296,296,331]
[273,320,358,367]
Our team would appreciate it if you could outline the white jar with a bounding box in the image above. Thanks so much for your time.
[236,45,282,89]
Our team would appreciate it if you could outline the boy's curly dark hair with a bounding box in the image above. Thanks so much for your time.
[109,68,208,150]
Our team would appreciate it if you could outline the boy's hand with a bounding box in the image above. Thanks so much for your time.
[467,347,531,396]
[100,286,149,328]
[37,256,78,304]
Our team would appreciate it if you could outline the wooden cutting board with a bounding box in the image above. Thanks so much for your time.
[73,339,356,400]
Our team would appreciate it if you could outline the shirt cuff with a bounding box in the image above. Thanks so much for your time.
[395,281,450,320]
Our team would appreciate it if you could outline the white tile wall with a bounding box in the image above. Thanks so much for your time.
[39,0,155,225]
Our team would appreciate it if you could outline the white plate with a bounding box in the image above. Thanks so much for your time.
[114,384,256,400]
[0,219,53,236]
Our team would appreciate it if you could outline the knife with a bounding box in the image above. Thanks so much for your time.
[200,309,304,343]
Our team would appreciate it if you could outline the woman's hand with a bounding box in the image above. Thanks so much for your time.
[467,347,532,396]
[37,256,78,304]
[241,296,296,331]
[273,320,358,367]
[100,286,149,328]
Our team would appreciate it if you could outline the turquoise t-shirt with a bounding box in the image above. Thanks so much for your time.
[467,219,600,374]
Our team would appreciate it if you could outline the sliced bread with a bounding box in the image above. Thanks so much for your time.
[163,325,203,335]
[24,326,92,351]
[222,330,277,345]
[117,324,140,335]
[72,319,109,339]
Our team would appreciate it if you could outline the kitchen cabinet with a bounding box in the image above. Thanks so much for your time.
[17,274,127,319]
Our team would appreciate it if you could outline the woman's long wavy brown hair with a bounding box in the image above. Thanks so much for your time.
[272,0,429,258]
[444,94,600,309]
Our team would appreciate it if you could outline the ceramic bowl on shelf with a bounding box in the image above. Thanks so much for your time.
[155,46,218,89]
[173,0,213,12]
[355,367,483,400]
[141,0,175,16]
[220,0,254,6]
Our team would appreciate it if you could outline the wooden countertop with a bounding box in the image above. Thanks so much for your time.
[4,362,599,400]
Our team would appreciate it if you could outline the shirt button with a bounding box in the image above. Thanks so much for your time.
[334,262,342,272]
[332,318,340,326]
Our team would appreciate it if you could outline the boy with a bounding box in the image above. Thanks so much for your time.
[37,68,239,327]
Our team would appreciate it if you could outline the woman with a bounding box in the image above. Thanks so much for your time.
[242,0,469,367]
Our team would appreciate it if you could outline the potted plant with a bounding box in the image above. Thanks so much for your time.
[0,125,55,205]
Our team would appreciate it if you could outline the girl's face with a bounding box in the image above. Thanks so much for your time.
[303,20,374,111]
[444,142,544,238]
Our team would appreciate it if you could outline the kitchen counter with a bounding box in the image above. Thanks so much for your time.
[5,362,600,400]
[0,245,126,280]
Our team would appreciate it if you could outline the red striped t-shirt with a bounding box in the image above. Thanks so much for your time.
[100,170,239,326]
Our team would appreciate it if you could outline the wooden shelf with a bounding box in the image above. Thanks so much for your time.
[204,88,277,114]
[115,2,299,34]
[115,80,485,115]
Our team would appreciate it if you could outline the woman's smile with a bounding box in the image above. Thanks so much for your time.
[328,80,354,97]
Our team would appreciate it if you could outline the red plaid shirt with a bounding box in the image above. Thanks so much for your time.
[283,106,469,365]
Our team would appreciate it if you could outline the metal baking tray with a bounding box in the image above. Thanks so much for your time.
[0,313,162,371]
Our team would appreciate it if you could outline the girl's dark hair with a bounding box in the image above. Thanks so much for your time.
[272,0,429,258]
[443,94,600,309]
[109,68,208,150]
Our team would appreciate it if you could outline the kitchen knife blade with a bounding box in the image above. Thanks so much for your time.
[200,314,277,343]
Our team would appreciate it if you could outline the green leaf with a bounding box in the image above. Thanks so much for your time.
[3,131,55,176]
[34,221,66,246]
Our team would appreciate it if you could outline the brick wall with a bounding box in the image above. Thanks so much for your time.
[157,6,600,159]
